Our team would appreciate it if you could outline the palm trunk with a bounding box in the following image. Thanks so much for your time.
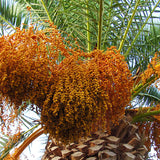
[42,113,149,160]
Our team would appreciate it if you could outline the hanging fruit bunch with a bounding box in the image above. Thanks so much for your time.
[0,24,65,108]
[141,52,160,86]
[0,24,133,144]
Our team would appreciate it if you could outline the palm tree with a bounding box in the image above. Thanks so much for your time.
[0,0,160,159]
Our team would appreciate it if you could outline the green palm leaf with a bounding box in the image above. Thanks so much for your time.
[137,86,160,106]
[0,102,41,159]
[0,0,29,35]
[132,109,160,123]
[0,123,40,159]
[2,0,160,59]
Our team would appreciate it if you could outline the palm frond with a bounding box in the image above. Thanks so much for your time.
[0,124,40,159]
[13,127,44,159]
[132,74,158,99]
[124,0,160,57]
[9,0,160,61]
[118,0,141,51]
[0,102,41,159]
[137,85,160,106]
[132,109,160,123]
[0,0,29,35]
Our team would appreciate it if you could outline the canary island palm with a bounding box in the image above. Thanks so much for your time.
[0,0,160,159]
